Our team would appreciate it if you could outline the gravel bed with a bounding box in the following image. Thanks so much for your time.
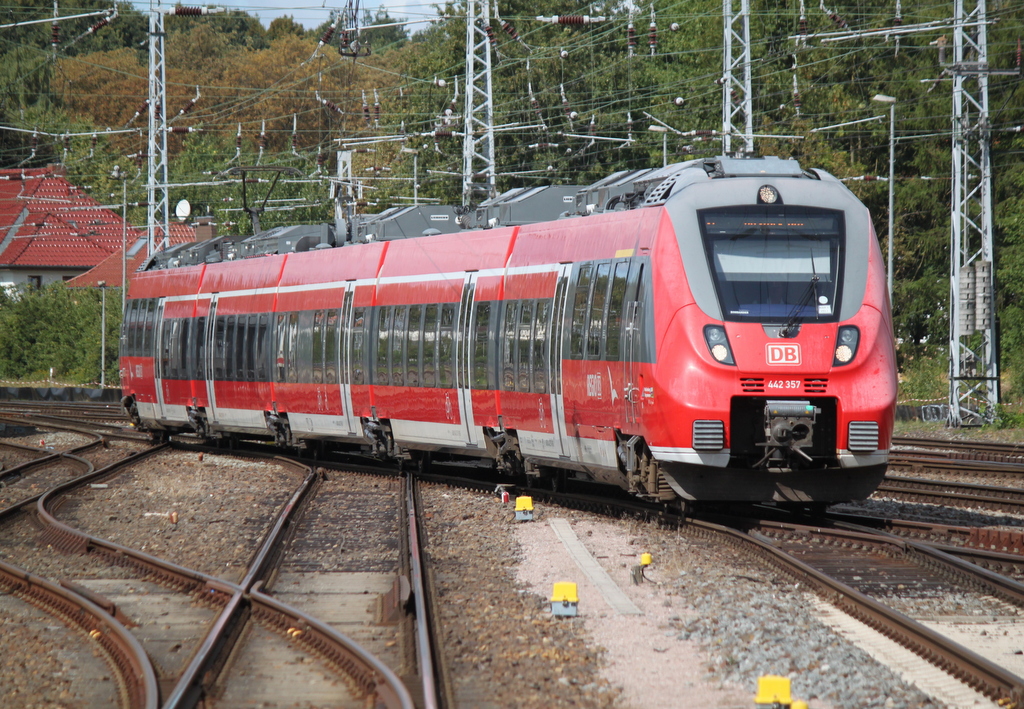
[421,484,620,709]
[834,498,1024,533]
[281,471,401,574]
[423,486,941,709]
[0,460,86,509]
[0,515,141,580]
[54,450,302,584]
[0,427,95,452]
[0,594,120,707]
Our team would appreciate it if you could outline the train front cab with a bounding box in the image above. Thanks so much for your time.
[647,166,896,503]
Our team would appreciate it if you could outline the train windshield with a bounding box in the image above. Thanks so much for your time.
[699,206,844,323]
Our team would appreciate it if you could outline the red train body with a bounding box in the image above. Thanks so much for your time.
[120,157,896,503]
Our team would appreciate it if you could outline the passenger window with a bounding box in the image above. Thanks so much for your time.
[606,262,630,361]
[223,316,236,380]
[123,300,137,356]
[214,316,227,379]
[588,262,611,359]
[570,264,593,359]
[472,301,492,390]
[518,300,534,391]
[255,314,268,381]
[375,307,391,385]
[502,301,517,391]
[288,313,299,385]
[438,304,455,388]
[195,316,206,380]
[325,309,339,385]
[533,300,549,394]
[160,320,172,377]
[312,310,324,384]
[275,314,287,382]
[407,305,422,387]
[392,306,407,386]
[422,304,438,388]
[234,315,246,383]
[143,300,156,356]
[351,307,366,385]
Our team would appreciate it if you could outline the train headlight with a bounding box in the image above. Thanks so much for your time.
[833,326,860,366]
[757,185,780,204]
[704,325,735,365]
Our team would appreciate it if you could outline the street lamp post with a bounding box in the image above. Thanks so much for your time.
[648,125,668,167]
[872,94,897,299]
[98,280,107,388]
[112,165,128,314]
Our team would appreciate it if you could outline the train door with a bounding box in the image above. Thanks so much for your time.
[338,285,358,435]
[204,296,220,424]
[623,262,645,426]
[455,272,482,448]
[153,298,168,421]
[549,264,573,457]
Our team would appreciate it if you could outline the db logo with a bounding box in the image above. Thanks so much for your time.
[766,343,801,366]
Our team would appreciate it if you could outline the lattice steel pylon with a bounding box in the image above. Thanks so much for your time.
[461,0,496,206]
[948,0,998,426]
[722,0,753,156]
[147,2,169,256]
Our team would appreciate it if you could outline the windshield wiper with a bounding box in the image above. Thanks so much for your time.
[779,275,819,338]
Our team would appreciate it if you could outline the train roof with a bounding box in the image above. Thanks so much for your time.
[142,156,827,273]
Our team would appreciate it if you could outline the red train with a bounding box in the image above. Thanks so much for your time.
[120,156,896,504]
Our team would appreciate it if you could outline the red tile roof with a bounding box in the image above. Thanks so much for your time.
[0,167,165,271]
[67,224,195,289]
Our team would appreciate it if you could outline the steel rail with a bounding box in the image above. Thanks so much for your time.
[164,458,416,709]
[0,558,159,709]
[878,475,1024,512]
[685,517,1024,705]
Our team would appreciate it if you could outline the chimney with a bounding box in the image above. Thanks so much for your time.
[194,217,217,242]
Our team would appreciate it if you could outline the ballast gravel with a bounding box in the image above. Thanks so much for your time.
[53,450,303,583]
[423,486,941,709]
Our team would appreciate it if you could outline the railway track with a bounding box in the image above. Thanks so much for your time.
[0,430,429,708]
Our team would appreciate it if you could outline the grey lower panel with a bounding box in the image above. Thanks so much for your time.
[659,461,888,502]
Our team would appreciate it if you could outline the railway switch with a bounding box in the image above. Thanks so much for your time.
[550,582,578,617]
[514,496,534,521]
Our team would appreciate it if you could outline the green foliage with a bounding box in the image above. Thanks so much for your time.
[896,348,948,405]
[2,0,1024,402]
[0,283,121,385]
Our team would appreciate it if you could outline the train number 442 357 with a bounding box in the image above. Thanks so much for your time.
[766,380,801,390]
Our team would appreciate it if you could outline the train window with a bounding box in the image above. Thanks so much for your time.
[213,316,227,380]
[195,316,206,380]
[339,292,353,385]
[472,301,492,390]
[422,304,438,388]
[123,300,136,356]
[501,301,517,391]
[156,320,166,377]
[438,304,455,388]
[291,312,306,384]
[605,262,629,361]
[407,305,422,387]
[244,315,256,381]
[325,309,339,385]
[255,315,268,381]
[570,264,593,359]
[274,314,286,382]
[518,300,534,391]
[229,315,241,381]
[587,262,611,359]
[171,319,184,379]
[312,310,324,385]
[351,307,366,386]
[375,307,392,386]
[134,301,148,358]
[238,315,249,382]
[533,300,549,394]
[143,301,156,357]
[391,306,407,387]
